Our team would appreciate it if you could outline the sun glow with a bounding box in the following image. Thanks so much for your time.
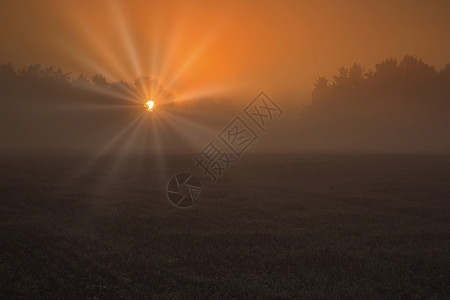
[146,100,155,111]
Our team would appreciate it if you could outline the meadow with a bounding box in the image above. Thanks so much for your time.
[0,153,449,298]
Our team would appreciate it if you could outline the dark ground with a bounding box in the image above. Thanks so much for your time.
[0,153,449,299]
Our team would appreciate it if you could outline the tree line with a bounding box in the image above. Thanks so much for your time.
[294,55,450,151]
[310,55,450,112]
[0,62,175,107]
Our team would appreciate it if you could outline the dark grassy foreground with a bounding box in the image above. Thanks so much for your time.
[0,153,449,299]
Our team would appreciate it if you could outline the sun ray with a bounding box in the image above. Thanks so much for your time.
[38,103,138,112]
[109,0,143,79]
[167,83,239,105]
[59,3,132,81]
[55,38,121,82]
[75,81,142,105]
[156,13,189,87]
[87,114,147,197]
[111,81,144,100]
[156,110,216,150]
[149,27,161,85]
[165,27,221,91]
[70,113,146,177]
[148,113,168,180]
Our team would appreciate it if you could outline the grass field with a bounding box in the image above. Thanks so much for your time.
[0,153,449,298]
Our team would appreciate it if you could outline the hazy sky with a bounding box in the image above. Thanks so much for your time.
[1,0,450,104]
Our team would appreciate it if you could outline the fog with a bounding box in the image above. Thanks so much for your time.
[1,55,449,156]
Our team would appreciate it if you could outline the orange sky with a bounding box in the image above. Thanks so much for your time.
[1,0,450,104]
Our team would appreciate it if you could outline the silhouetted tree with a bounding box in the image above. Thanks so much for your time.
[73,73,90,87]
[91,74,108,87]
[312,77,330,103]
[305,55,450,151]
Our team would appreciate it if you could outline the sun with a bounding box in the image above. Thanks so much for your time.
[146,100,155,111]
